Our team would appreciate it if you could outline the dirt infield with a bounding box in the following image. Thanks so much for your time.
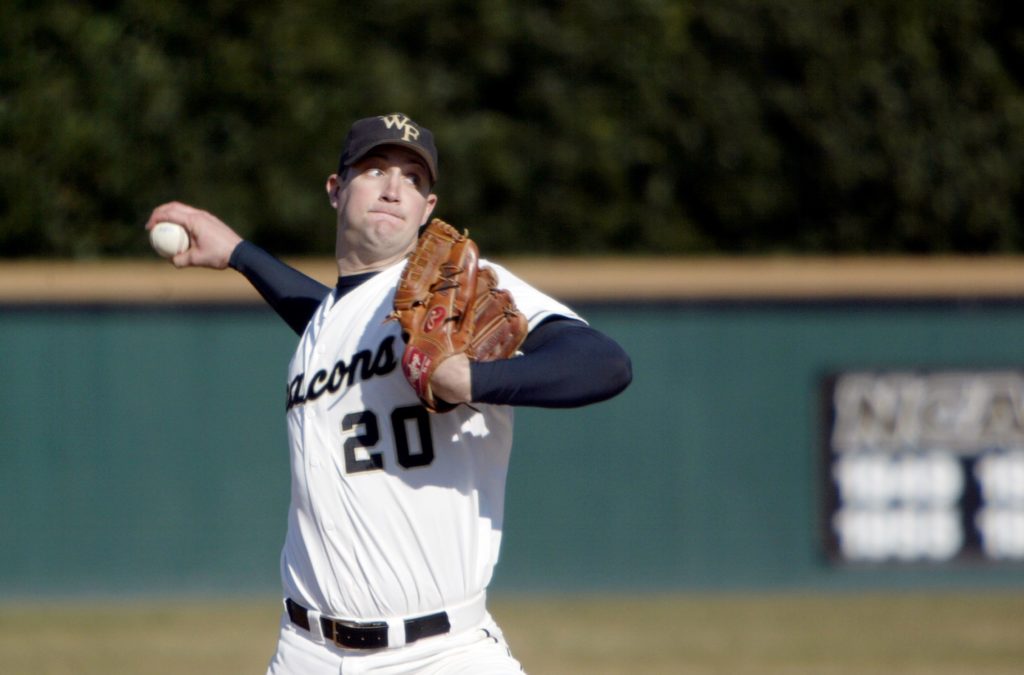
[4,256,1024,303]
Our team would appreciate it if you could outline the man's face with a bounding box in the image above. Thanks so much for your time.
[327,145,437,258]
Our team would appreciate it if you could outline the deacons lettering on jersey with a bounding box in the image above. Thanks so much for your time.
[280,259,580,622]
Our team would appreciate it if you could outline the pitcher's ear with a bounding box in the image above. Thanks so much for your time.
[326,174,340,208]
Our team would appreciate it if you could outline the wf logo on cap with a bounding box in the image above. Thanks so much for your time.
[379,114,421,143]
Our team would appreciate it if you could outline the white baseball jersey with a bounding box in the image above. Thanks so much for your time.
[280,258,579,621]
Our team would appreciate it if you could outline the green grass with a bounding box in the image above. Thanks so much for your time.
[499,592,1024,675]
[1,592,1021,674]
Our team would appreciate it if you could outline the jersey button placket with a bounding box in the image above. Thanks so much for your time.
[304,338,328,471]
[305,407,320,467]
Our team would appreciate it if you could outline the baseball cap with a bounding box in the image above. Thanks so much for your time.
[338,113,438,183]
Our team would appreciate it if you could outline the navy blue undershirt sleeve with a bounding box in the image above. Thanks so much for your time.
[228,240,331,336]
[469,317,632,408]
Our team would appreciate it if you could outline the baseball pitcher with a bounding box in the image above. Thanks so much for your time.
[146,113,632,674]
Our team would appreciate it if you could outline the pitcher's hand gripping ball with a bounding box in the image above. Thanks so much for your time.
[390,218,528,412]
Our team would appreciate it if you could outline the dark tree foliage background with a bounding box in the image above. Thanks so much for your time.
[3,0,1024,258]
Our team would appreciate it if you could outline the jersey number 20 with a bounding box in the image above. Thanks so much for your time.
[341,406,434,473]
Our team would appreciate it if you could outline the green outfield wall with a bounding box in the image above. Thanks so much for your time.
[3,300,1023,597]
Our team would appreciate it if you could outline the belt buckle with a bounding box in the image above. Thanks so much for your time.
[328,617,389,650]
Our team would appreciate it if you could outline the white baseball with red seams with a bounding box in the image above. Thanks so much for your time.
[279,258,579,623]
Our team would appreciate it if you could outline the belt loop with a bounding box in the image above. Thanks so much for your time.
[386,619,406,649]
[306,607,325,644]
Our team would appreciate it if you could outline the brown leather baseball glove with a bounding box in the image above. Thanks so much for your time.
[466,266,529,362]
[390,218,528,412]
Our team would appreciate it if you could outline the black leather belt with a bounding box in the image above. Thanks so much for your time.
[286,598,451,650]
